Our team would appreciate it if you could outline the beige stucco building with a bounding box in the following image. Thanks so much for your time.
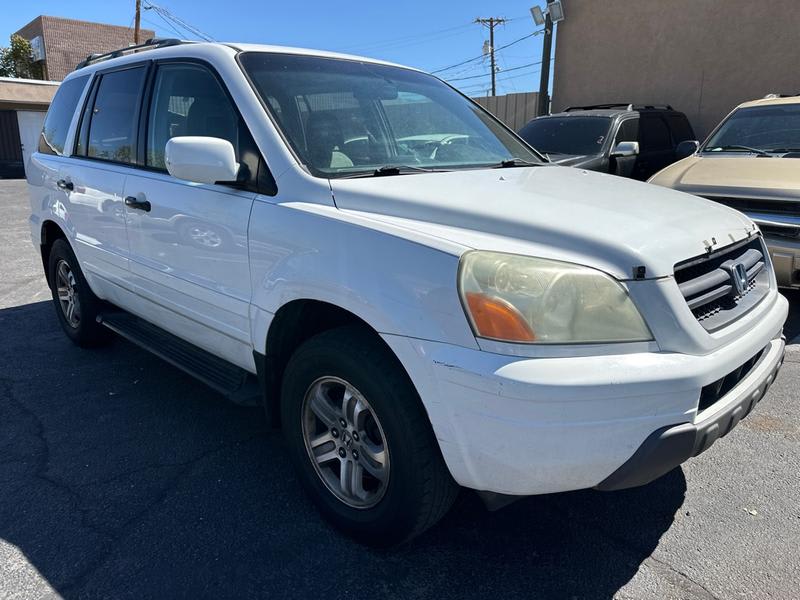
[551,0,800,139]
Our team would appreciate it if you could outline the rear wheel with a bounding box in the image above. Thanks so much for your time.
[281,325,458,546]
[48,239,111,347]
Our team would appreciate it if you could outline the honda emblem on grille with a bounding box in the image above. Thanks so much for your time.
[731,262,749,295]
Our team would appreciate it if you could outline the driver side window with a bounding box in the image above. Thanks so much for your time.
[615,119,639,145]
[146,63,239,170]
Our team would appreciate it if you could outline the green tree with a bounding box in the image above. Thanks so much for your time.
[0,35,44,79]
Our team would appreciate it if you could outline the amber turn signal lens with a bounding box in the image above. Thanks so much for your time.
[465,292,536,342]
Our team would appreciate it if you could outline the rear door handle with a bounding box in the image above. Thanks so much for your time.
[125,196,151,212]
[56,179,73,191]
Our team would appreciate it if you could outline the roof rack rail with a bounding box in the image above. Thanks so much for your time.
[75,38,190,70]
[764,93,800,99]
[564,103,634,112]
[563,103,674,112]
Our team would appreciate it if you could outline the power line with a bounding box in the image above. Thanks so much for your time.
[446,60,542,83]
[336,21,475,53]
[430,29,543,75]
[142,1,215,41]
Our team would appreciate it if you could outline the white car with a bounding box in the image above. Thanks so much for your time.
[27,39,787,545]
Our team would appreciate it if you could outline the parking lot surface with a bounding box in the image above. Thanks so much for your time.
[1,179,798,599]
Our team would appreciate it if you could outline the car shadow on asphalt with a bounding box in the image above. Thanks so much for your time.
[9,297,800,598]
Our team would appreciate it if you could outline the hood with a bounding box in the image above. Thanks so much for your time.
[329,165,755,279]
[650,155,800,200]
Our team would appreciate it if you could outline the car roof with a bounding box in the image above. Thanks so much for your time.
[737,95,800,109]
[66,40,417,80]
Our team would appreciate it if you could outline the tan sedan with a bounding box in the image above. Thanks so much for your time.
[650,95,800,288]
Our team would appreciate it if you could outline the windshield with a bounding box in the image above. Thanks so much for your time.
[238,52,541,177]
[518,116,612,156]
[704,104,800,153]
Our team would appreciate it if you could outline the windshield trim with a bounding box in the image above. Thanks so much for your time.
[235,50,546,180]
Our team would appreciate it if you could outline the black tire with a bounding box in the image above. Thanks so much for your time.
[281,325,458,546]
[48,238,111,347]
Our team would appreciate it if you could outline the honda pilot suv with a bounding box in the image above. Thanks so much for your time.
[28,39,787,545]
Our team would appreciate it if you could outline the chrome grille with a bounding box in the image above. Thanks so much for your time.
[674,236,770,331]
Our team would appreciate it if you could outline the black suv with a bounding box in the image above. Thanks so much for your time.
[518,104,696,181]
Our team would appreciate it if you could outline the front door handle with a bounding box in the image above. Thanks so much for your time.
[56,179,74,191]
[125,196,151,212]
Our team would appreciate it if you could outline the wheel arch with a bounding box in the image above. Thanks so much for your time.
[40,219,68,286]
[258,298,417,428]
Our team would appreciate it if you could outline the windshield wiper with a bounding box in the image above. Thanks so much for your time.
[767,148,800,154]
[339,164,443,178]
[705,144,770,156]
[493,158,544,168]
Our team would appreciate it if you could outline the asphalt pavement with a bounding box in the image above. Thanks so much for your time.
[1,179,798,599]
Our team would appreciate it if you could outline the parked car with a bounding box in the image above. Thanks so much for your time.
[518,104,696,180]
[649,95,800,288]
[28,39,787,545]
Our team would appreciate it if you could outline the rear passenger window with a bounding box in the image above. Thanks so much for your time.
[39,75,89,155]
[640,117,671,151]
[87,66,146,164]
[669,115,695,143]
[146,63,239,169]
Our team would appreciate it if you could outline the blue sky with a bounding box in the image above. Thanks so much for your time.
[2,0,553,96]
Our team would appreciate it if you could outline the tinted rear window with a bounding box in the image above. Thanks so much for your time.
[87,66,147,164]
[39,75,89,155]
[668,114,694,143]
[518,116,611,156]
[639,116,671,151]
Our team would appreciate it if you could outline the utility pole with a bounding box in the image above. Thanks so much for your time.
[475,17,506,97]
[134,0,142,44]
[536,0,555,115]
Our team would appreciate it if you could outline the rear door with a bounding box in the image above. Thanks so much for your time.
[121,60,258,369]
[65,64,148,296]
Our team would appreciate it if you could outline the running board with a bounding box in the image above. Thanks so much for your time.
[97,311,260,406]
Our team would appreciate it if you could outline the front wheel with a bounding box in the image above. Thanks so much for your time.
[281,325,458,546]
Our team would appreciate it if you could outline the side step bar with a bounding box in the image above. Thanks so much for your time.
[97,311,260,406]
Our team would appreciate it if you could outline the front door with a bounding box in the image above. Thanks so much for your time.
[122,61,256,370]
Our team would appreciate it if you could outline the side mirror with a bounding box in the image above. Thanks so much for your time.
[676,140,700,160]
[165,136,239,185]
[611,141,639,157]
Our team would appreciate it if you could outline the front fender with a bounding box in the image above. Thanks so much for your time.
[248,199,478,354]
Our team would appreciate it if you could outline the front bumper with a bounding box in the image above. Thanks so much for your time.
[383,291,788,496]
[764,234,800,288]
[596,335,785,490]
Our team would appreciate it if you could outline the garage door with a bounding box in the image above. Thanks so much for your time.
[0,110,23,179]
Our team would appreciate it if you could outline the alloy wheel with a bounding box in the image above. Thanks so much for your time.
[55,259,81,328]
[301,376,390,509]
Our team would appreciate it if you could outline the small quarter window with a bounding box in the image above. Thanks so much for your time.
[39,75,89,155]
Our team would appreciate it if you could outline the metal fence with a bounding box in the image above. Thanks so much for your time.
[471,92,541,132]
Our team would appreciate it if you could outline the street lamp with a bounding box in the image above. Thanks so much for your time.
[531,1,565,115]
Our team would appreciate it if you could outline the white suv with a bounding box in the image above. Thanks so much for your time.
[28,39,788,545]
